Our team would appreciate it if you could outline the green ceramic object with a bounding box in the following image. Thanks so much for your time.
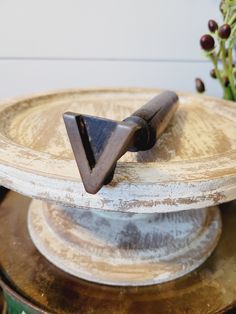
[3,292,40,314]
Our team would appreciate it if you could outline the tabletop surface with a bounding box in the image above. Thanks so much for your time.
[0,88,235,212]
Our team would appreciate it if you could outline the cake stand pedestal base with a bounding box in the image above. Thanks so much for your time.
[28,200,221,286]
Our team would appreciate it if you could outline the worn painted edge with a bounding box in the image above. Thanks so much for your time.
[0,88,235,212]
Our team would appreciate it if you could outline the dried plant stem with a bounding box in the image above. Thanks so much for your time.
[227,46,236,99]
[210,53,233,100]
[221,41,236,100]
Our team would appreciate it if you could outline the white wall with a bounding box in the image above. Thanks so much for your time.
[0,0,222,100]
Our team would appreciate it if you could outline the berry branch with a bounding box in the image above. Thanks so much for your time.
[196,0,236,101]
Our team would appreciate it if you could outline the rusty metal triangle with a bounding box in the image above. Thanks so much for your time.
[64,112,136,194]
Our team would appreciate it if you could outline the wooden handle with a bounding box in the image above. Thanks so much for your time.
[131,91,179,123]
[126,91,179,151]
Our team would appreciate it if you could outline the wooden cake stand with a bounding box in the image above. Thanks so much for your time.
[0,88,235,311]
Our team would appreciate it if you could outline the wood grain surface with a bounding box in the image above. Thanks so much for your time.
[0,88,235,213]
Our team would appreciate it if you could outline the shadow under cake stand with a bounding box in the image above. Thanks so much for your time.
[0,88,235,286]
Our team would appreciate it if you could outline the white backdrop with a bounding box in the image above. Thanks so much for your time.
[0,0,222,100]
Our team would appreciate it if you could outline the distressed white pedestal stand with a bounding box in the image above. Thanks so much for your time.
[28,200,221,286]
[0,88,235,286]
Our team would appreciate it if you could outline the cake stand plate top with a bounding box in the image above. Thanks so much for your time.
[0,88,235,213]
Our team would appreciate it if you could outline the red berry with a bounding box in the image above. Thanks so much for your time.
[208,20,218,32]
[200,34,215,51]
[223,76,229,86]
[210,69,217,79]
[218,24,231,39]
[195,78,205,93]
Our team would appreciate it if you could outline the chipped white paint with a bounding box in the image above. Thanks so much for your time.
[0,88,235,213]
[28,199,222,286]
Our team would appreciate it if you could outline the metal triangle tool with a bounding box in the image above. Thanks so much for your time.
[64,91,179,194]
